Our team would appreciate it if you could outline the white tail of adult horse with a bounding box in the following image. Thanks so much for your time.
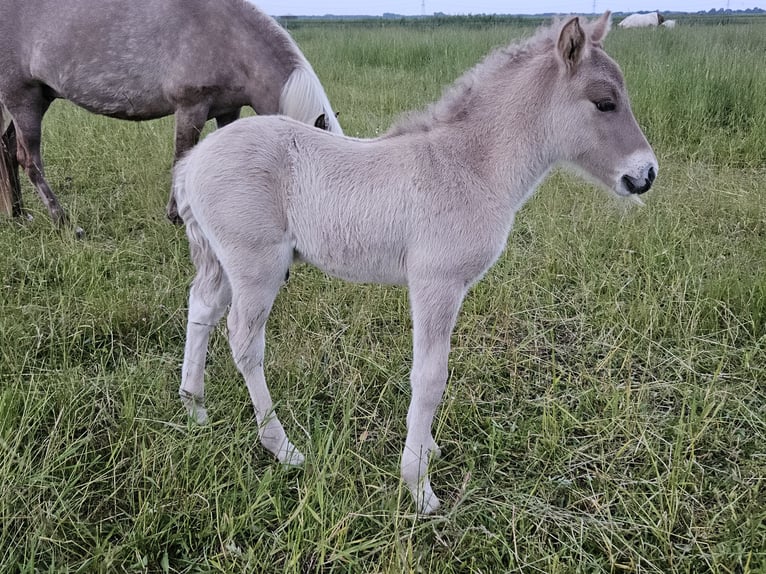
[173,12,658,515]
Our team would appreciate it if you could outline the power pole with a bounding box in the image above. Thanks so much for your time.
[421,0,426,16]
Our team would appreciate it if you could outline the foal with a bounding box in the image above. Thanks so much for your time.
[173,13,657,514]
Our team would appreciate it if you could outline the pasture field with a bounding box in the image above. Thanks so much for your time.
[1,16,764,573]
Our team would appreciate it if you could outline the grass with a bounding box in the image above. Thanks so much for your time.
[1,15,765,574]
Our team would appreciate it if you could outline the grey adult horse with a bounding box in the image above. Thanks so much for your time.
[177,13,657,514]
[0,0,342,230]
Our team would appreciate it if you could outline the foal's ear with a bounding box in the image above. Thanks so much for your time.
[314,113,328,130]
[557,16,586,71]
[591,10,612,44]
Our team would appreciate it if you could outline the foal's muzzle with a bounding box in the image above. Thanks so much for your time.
[622,166,656,195]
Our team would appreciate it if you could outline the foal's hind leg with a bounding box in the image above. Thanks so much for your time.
[226,248,304,465]
[180,254,232,424]
[402,280,465,514]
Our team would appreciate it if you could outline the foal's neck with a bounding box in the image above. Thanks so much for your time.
[434,72,558,215]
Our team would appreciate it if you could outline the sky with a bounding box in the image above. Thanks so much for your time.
[256,0,762,16]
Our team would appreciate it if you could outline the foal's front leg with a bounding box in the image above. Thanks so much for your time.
[402,281,465,514]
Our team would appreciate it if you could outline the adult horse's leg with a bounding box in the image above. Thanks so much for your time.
[1,120,22,218]
[166,105,210,224]
[6,93,67,226]
[226,244,304,466]
[402,279,465,514]
[215,109,241,129]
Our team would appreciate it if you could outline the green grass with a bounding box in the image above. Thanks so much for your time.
[1,16,765,573]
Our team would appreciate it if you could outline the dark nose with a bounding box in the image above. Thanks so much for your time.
[622,166,655,195]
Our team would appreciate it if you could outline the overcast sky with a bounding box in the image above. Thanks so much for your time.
[256,1,761,15]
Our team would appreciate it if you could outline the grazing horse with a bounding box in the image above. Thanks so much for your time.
[173,13,658,514]
[0,0,342,230]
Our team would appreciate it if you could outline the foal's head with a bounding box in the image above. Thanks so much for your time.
[552,12,657,197]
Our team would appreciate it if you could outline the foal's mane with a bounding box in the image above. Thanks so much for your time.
[384,19,567,138]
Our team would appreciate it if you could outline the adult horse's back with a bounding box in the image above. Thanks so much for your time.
[0,0,342,229]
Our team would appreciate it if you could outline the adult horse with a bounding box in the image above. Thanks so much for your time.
[173,13,657,514]
[618,11,665,28]
[0,0,343,230]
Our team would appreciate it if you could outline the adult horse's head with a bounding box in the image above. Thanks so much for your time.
[553,12,657,197]
[280,65,344,135]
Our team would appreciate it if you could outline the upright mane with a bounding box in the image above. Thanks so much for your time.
[384,19,569,138]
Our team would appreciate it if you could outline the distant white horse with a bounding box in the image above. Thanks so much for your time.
[618,11,665,27]
[173,12,658,514]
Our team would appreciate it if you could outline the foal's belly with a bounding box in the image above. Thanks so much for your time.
[294,241,408,286]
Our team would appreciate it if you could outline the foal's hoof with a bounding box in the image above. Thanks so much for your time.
[277,443,305,467]
[417,489,441,515]
[180,393,208,425]
[282,450,305,467]
[188,407,209,425]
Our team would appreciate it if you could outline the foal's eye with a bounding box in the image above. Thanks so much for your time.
[595,100,616,112]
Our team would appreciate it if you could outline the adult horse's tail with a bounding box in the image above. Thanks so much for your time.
[280,64,343,135]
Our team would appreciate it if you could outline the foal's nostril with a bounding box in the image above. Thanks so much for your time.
[647,166,656,184]
[622,174,638,194]
[622,172,653,195]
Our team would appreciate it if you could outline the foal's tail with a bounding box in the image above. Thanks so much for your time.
[280,64,343,135]
[172,156,227,294]
[0,102,11,134]
[172,155,194,227]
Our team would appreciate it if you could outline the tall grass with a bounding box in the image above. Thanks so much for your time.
[1,16,764,573]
